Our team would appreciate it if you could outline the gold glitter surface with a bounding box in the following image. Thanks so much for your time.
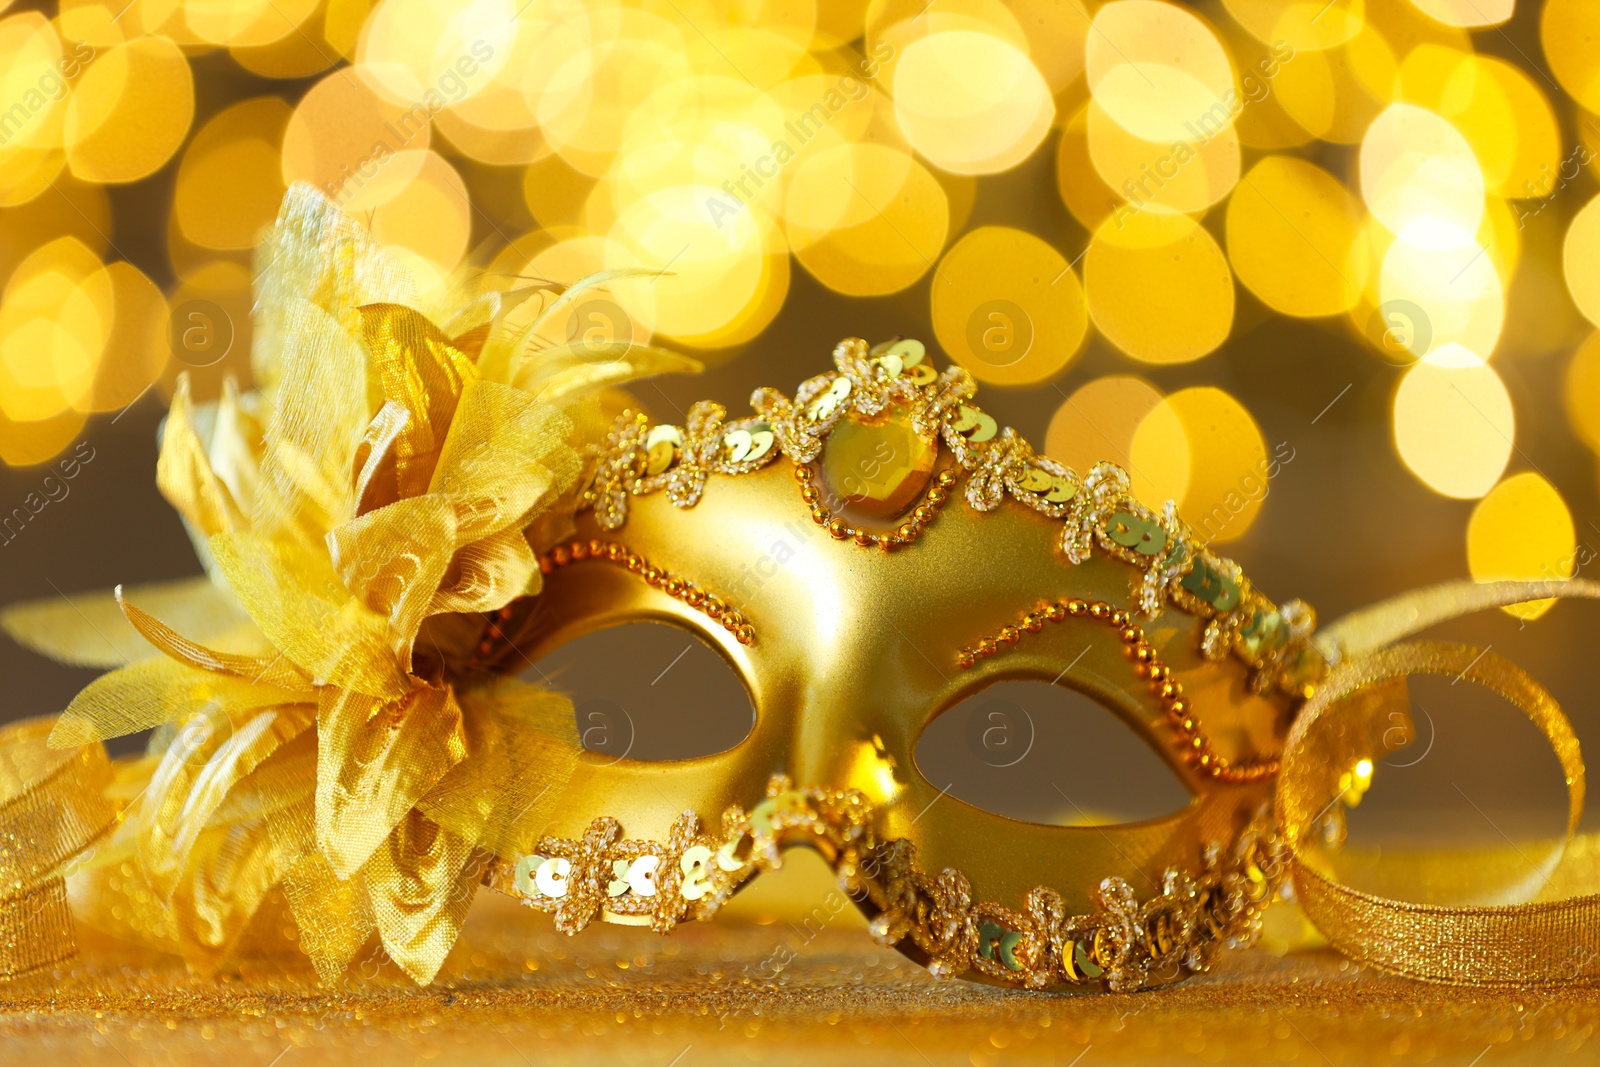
[0,876,1595,1067]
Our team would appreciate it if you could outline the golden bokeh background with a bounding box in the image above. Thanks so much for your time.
[1,0,1599,829]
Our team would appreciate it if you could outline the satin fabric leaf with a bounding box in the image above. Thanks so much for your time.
[428,527,539,617]
[513,341,701,402]
[1,576,250,669]
[207,726,317,829]
[117,590,316,692]
[252,297,368,544]
[253,183,415,391]
[521,268,665,349]
[158,375,245,539]
[419,677,580,857]
[352,400,409,517]
[168,817,290,974]
[137,703,315,901]
[325,494,457,662]
[210,532,410,700]
[315,685,467,879]
[267,793,377,984]
[474,284,560,385]
[360,303,479,499]
[441,288,500,344]
[430,378,568,542]
[361,808,484,985]
[51,656,305,748]
[207,378,264,520]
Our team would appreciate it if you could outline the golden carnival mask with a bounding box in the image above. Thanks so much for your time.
[3,187,1599,994]
[474,334,1315,992]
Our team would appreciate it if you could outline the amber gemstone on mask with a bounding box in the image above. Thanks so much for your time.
[818,409,936,524]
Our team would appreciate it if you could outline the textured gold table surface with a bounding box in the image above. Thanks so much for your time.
[3,870,1597,1067]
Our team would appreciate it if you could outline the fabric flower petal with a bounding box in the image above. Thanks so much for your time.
[158,375,246,541]
[512,341,700,402]
[167,817,291,974]
[360,303,480,499]
[252,298,369,544]
[267,792,377,984]
[326,494,458,662]
[418,677,580,858]
[206,378,264,521]
[210,532,410,699]
[51,656,304,748]
[253,184,415,391]
[427,528,539,618]
[360,808,483,985]
[314,685,466,878]
[116,590,316,692]
[1,576,250,669]
[431,378,568,541]
[137,702,315,901]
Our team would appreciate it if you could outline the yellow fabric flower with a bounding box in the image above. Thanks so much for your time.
[3,185,698,983]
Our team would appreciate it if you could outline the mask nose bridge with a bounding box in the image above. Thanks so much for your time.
[782,632,933,809]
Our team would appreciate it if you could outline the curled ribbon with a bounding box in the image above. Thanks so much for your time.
[1280,579,1600,986]
[0,717,114,978]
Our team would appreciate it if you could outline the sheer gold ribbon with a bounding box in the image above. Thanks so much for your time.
[0,717,114,978]
[1280,579,1600,986]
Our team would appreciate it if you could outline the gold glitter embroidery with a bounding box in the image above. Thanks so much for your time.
[483,777,1284,992]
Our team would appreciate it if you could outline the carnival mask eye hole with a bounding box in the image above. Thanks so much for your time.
[523,621,754,762]
[915,680,1192,827]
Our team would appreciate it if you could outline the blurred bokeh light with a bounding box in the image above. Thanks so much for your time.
[0,0,1595,615]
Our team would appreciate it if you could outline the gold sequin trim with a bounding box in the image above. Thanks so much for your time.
[485,776,1284,992]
